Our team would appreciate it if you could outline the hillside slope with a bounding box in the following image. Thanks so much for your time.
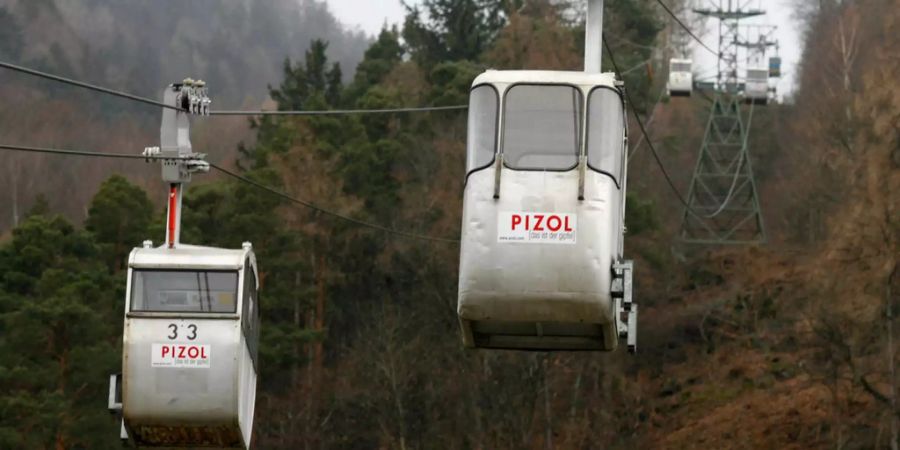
[0,0,369,233]
[635,1,899,447]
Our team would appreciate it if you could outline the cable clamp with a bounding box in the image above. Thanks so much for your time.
[185,158,210,174]
[142,146,160,162]
[174,78,211,116]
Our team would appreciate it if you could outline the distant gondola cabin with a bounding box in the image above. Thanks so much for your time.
[744,68,769,104]
[768,57,782,78]
[667,58,693,97]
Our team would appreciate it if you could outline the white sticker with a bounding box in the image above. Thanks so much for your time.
[497,212,577,244]
[151,343,211,369]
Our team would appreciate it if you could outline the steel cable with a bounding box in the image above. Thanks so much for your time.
[603,35,698,215]
[0,143,460,243]
[0,60,467,116]
[654,0,718,57]
[0,61,179,110]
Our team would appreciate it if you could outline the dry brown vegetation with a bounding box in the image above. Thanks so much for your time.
[625,1,899,447]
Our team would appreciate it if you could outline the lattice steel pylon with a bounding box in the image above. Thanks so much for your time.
[680,0,766,244]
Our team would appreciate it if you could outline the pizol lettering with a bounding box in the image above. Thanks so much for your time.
[498,212,577,244]
[152,343,211,369]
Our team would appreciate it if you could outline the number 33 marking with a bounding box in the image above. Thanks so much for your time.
[167,324,198,340]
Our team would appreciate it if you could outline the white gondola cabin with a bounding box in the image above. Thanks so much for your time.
[745,68,769,104]
[457,70,636,351]
[114,242,260,448]
[667,58,693,97]
[768,57,781,78]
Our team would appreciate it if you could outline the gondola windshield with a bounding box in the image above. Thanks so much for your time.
[587,88,625,184]
[671,61,691,73]
[503,84,582,170]
[131,270,239,313]
[466,85,498,174]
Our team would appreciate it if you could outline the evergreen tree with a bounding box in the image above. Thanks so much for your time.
[0,215,121,448]
[402,0,507,65]
[346,26,404,100]
[25,194,51,219]
[85,175,154,271]
[0,8,23,60]
[602,0,663,109]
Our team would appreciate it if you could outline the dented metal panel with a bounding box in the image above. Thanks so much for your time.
[121,245,259,448]
[458,169,620,350]
[457,71,626,351]
[122,317,245,447]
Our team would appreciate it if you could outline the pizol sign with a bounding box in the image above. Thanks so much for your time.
[497,212,577,244]
[151,343,211,368]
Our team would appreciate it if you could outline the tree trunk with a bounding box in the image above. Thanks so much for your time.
[314,250,326,373]
[293,271,301,384]
[543,357,553,450]
[10,160,19,227]
[888,265,898,450]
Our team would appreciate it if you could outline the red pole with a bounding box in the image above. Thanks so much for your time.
[167,184,178,248]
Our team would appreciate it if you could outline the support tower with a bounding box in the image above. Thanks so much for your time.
[679,0,767,245]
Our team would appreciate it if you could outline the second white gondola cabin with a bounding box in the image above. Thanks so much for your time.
[118,242,260,448]
[667,58,693,97]
[458,70,632,351]
[744,67,769,104]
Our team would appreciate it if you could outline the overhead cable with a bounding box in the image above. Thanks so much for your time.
[621,57,654,76]
[603,35,697,215]
[0,61,179,110]
[0,143,155,159]
[627,85,667,162]
[209,105,467,116]
[0,143,460,244]
[0,60,467,116]
[209,163,460,243]
[654,0,718,57]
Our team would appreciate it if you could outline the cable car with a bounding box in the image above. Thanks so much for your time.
[667,58,693,97]
[110,241,260,448]
[457,70,636,351]
[768,56,781,78]
[745,67,769,104]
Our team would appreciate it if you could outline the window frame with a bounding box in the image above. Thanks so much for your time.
[672,62,691,73]
[129,268,240,314]
[241,259,260,370]
[464,83,501,184]
[500,82,585,173]
[585,85,627,189]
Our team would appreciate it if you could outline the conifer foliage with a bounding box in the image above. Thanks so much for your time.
[0,2,669,447]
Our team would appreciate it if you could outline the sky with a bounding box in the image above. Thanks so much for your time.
[688,0,802,98]
[324,0,802,96]
[325,0,414,35]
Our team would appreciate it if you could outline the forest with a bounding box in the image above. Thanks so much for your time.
[0,0,898,449]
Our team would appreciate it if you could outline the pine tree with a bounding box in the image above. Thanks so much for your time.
[85,175,154,271]
[402,0,507,65]
[0,214,121,448]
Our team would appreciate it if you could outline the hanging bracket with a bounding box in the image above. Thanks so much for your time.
[612,260,637,353]
[146,78,211,184]
[142,79,211,248]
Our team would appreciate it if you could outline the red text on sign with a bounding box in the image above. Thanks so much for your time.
[160,344,208,360]
[510,213,573,232]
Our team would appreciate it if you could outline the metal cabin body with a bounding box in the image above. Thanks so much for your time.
[744,68,769,105]
[118,243,260,448]
[458,70,633,351]
[667,58,693,97]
